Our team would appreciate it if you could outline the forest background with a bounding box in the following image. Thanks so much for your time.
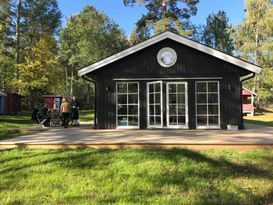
[0,0,272,109]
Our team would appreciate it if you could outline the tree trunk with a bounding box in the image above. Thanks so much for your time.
[162,0,166,16]
[65,67,68,95]
[70,69,73,97]
[15,0,22,81]
[254,0,261,108]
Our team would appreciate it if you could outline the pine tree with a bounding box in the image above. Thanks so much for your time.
[234,0,273,107]
[124,0,199,37]
[129,26,150,45]
[201,11,234,54]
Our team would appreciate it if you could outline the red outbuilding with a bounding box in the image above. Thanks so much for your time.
[4,93,24,115]
[242,87,256,116]
[43,95,63,109]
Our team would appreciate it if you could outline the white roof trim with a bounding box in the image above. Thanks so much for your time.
[242,87,257,96]
[78,31,262,76]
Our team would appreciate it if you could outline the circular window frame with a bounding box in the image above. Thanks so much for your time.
[157,47,177,68]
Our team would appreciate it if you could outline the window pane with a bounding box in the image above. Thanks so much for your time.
[155,105,161,115]
[197,116,207,125]
[117,83,127,93]
[177,84,185,93]
[208,82,218,92]
[149,105,154,115]
[128,83,138,93]
[128,94,138,104]
[178,105,185,115]
[155,83,161,92]
[118,94,127,104]
[128,105,138,115]
[197,105,207,115]
[149,94,154,104]
[178,116,186,124]
[149,84,154,93]
[169,105,176,115]
[155,93,161,103]
[178,94,185,104]
[118,116,128,126]
[117,105,127,115]
[208,105,218,115]
[169,116,177,125]
[169,94,176,104]
[209,116,219,125]
[196,82,207,92]
[168,84,176,93]
[208,93,218,103]
[149,116,154,125]
[197,94,207,104]
[155,117,161,125]
[129,116,138,126]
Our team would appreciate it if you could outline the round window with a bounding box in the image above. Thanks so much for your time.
[157,47,177,67]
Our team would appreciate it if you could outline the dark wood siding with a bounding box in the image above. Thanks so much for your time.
[95,77,116,129]
[90,38,249,129]
[89,39,250,78]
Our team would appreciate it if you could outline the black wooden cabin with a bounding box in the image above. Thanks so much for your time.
[78,31,261,129]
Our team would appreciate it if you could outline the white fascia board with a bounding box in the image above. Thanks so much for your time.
[78,31,262,76]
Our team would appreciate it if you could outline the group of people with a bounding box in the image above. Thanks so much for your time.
[32,96,80,128]
[60,96,80,128]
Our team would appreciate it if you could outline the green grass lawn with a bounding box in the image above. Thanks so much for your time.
[79,109,94,122]
[0,112,37,140]
[0,148,272,205]
[244,109,273,127]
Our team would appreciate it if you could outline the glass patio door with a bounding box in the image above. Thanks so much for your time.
[166,82,188,128]
[147,81,163,128]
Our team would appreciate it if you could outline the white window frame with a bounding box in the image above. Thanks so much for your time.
[166,82,189,129]
[147,81,163,128]
[116,82,139,129]
[195,81,221,129]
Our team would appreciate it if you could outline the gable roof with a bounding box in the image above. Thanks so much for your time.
[78,31,262,77]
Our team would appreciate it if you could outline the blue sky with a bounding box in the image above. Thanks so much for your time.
[58,0,245,36]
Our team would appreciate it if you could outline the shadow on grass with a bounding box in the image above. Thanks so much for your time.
[0,148,112,175]
[0,148,272,204]
[142,148,273,204]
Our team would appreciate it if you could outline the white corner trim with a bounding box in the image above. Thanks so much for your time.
[78,31,262,76]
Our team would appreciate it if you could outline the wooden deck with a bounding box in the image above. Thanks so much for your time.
[1,124,273,150]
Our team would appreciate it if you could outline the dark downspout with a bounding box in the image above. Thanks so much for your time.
[240,73,255,129]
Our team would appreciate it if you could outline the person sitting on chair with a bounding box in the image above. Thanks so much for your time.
[38,104,51,127]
